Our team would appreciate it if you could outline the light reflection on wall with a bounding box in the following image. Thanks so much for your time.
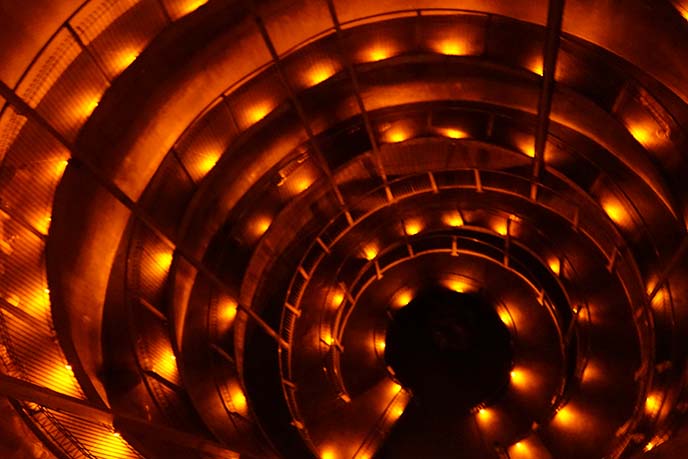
[432,39,468,56]
[113,50,140,75]
[392,289,413,309]
[363,45,396,62]
[439,127,468,139]
[177,0,208,17]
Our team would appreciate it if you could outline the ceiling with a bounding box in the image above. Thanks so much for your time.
[1,0,688,458]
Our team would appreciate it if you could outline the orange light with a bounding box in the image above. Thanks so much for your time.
[331,291,345,308]
[376,339,386,353]
[509,440,532,459]
[55,159,69,176]
[48,363,80,397]
[393,290,413,308]
[363,244,378,260]
[80,98,100,118]
[645,394,661,414]
[628,124,654,146]
[443,211,464,227]
[554,405,575,426]
[231,387,248,413]
[498,308,513,327]
[246,103,272,125]
[292,176,314,194]
[321,330,335,346]
[602,199,629,226]
[321,448,336,459]
[115,50,139,74]
[154,352,178,380]
[386,128,410,143]
[528,57,544,76]
[477,407,492,422]
[493,221,508,236]
[440,128,468,139]
[366,45,393,62]
[253,216,272,237]
[515,136,536,158]
[38,215,51,235]
[178,0,208,16]
[444,279,469,293]
[548,258,561,275]
[510,368,527,388]
[680,4,688,20]
[389,404,405,420]
[404,219,422,236]
[220,299,238,323]
[306,65,337,87]
[433,40,467,56]
[154,251,174,272]
[197,152,220,176]
[582,361,601,383]
[390,382,403,395]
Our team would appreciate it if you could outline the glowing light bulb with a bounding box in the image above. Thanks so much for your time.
[366,46,393,62]
[404,219,422,236]
[645,394,661,414]
[441,128,468,139]
[628,124,653,146]
[434,40,467,56]
[498,309,513,327]
[115,50,139,74]
[55,159,69,175]
[554,405,575,426]
[232,387,247,413]
[510,368,527,388]
[306,65,336,86]
[443,212,464,227]
[331,291,344,308]
[393,290,413,308]
[246,103,272,125]
[548,258,561,275]
[376,339,386,353]
[387,128,410,143]
[602,199,628,226]
[253,217,272,237]
[529,58,544,76]
[445,279,469,293]
[492,219,509,236]
[477,407,492,422]
[363,244,378,260]
[197,152,220,176]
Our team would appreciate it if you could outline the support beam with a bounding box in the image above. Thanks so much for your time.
[648,235,688,301]
[325,0,391,184]
[531,0,566,182]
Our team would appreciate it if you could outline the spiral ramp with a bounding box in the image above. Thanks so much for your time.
[1,1,688,458]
